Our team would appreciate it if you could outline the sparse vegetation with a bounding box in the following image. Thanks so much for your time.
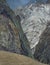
[0,51,47,65]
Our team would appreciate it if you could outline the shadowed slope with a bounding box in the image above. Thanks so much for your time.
[34,22,50,64]
[0,0,32,57]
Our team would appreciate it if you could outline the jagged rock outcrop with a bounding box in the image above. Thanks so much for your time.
[0,14,21,53]
[34,22,50,64]
[14,4,50,55]
[15,4,50,64]
[0,0,32,57]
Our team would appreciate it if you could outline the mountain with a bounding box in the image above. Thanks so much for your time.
[0,51,47,65]
[0,0,50,64]
[0,0,33,58]
[0,14,21,53]
[34,21,50,64]
[15,4,50,54]
[6,0,49,10]
[15,3,50,64]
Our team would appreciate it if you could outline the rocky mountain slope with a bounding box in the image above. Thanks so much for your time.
[0,51,47,65]
[0,0,33,58]
[0,14,21,53]
[15,4,50,54]
[0,0,50,65]
[34,21,50,64]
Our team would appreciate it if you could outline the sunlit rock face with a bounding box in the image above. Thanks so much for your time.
[0,14,21,53]
[15,4,50,54]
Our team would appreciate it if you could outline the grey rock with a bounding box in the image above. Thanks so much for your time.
[0,14,21,54]
[14,4,50,53]
[34,22,50,64]
[0,1,32,58]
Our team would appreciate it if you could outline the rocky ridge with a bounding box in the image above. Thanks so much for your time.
[15,4,50,54]
[0,0,32,58]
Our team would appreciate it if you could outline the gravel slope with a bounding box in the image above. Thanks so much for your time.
[0,51,47,65]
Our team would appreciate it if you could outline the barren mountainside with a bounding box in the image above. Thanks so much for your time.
[15,4,50,54]
[0,51,47,65]
[0,0,50,65]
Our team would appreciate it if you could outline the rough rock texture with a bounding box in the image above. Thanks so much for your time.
[34,22,50,64]
[0,0,32,58]
[47,0,50,3]
[0,51,47,65]
[0,14,21,53]
[15,4,50,54]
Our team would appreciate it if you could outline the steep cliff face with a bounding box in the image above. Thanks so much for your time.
[15,4,50,54]
[34,22,50,64]
[0,0,50,64]
[0,14,21,53]
[0,0,32,58]
[15,3,50,64]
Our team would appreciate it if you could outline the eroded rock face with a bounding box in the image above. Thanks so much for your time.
[15,4,50,54]
[0,14,21,53]
[0,0,32,57]
[34,22,50,64]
